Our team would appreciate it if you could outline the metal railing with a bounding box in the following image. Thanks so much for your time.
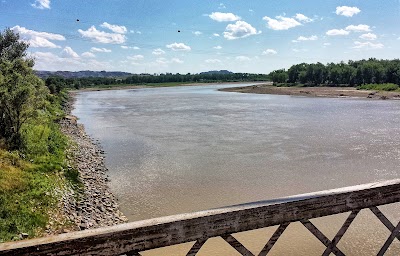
[1,179,400,256]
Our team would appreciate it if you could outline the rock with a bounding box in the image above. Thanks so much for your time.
[19,233,29,239]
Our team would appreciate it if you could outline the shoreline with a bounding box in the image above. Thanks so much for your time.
[220,84,400,100]
[69,81,264,92]
[58,94,127,231]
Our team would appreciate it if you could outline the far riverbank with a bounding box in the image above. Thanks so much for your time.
[220,84,400,100]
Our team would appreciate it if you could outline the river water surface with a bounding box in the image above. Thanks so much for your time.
[73,84,400,255]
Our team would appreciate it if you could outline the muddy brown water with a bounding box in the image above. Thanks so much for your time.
[73,84,400,255]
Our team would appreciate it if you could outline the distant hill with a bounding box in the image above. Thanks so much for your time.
[199,70,233,75]
[35,70,132,79]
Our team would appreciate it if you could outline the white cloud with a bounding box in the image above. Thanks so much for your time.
[262,49,277,55]
[31,0,50,9]
[33,51,110,71]
[166,42,191,51]
[193,31,202,36]
[155,57,183,65]
[82,52,96,58]
[152,48,166,55]
[223,21,261,40]
[61,46,79,58]
[292,48,308,52]
[11,25,65,48]
[205,59,222,63]
[336,6,361,17]
[121,46,140,50]
[209,12,241,22]
[326,29,350,36]
[27,37,60,48]
[128,55,144,61]
[236,56,251,61]
[353,41,384,49]
[323,43,331,46]
[263,16,302,30]
[294,35,318,42]
[294,13,313,23]
[359,33,377,40]
[100,22,127,34]
[345,24,371,32]
[213,33,220,37]
[78,26,126,44]
[90,47,112,53]
[213,45,222,50]
[171,58,183,64]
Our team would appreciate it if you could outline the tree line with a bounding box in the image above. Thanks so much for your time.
[269,58,400,87]
[44,72,269,91]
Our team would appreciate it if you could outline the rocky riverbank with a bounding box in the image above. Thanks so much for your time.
[57,94,127,232]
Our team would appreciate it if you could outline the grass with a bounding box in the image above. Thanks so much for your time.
[357,83,400,91]
[0,91,81,242]
[0,149,56,242]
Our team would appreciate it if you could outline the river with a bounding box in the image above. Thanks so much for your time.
[73,83,400,255]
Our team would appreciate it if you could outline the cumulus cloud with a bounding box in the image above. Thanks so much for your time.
[166,42,191,51]
[100,22,127,34]
[11,25,65,48]
[293,35,318,42]
[155,57,183,65]
[31,0,50,9]
[359,33,377,40]
[262,49,277,55]
[213,45,222,50]
[263,16,302,30]
[218,3,226,9]
[82,52,96,58]
[213,33,220,37]
[121,45,140,50]
[336,6,361,17]
[235,56,251,61]
[223,21,261,40]
[345,24,371,32]
[90,47,112,53]
[205,59,222,63]
[353,41,383,49]
[294,13,313,23]
[152,48,166,55]
[192,31,202,36]
[326,29,350,36]
[127,55,144,61]
[33,51,109,71]
[209,12,241,22]
[78,26,126,44]
[61,46,79,58]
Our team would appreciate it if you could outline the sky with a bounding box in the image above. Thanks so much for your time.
[1,0,400,74]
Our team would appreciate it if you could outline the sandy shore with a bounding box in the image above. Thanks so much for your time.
[220,84,400,100]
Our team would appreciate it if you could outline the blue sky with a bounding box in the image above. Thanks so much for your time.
[1,0,400,73]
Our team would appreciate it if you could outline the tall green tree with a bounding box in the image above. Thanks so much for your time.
[0,28,49,149]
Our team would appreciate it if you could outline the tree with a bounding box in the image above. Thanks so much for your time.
[0,28,49,149]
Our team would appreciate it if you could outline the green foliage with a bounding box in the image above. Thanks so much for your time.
[0,29,77,242]
[270,58,400,87]
[0,28,50,150]
[357,83,400,91]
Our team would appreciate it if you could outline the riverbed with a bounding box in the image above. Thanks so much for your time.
[73,83,400,255]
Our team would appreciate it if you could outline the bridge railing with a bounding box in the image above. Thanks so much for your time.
[1,179,400,256]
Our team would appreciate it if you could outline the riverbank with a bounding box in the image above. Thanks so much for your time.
[220,84,400,100]
[58,95,127,231]
[70,81,264,92]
